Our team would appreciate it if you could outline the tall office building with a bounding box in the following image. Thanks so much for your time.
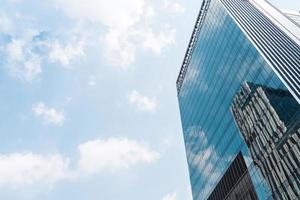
[176,0,300,199]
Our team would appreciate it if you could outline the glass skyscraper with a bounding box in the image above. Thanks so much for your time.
[176,0,300,199]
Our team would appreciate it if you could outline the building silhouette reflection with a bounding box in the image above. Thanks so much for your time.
[231,82,300,200]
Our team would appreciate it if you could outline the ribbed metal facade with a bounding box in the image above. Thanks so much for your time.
[220,0,300,104]
[283,12,300,27]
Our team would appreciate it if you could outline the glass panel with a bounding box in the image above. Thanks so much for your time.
[177,0,300,199]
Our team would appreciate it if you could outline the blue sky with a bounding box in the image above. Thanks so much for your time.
[0,0,298,200]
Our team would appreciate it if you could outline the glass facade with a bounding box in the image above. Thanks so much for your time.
[177,0,300,199]
[231,83,300,199]
[207,152,259,200]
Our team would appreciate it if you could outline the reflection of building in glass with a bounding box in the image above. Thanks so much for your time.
[208,152,258,200]
[231,82,300,199]
[176,0,300,199]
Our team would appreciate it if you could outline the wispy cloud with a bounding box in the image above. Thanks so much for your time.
[164,0,186,13]
[143,27,175,54]
[78,138,160,173]
[3,36,85,81]
[51,0,177,68]
[0,152,71,188]
[0,12,86,81]
[32,102,65,126]
[0,13,15,35]
[162,192,178,200]
[5,39,42,81]
[128,90,157,112]
[0,13,43,81]
[0,137,159,189]
[49,40,85,66]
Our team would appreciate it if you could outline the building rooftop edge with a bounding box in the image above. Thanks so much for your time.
[250,0,300,44]
[281,9,300,16]
[176,0,300,96]
[176,0,210,95]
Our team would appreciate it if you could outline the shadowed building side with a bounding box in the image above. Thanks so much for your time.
[208,152,258,200]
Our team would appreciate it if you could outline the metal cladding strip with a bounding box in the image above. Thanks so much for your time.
[250,0,300,44]
[220,0,300,104]
[284,13,300,27]
[176,0,210,95]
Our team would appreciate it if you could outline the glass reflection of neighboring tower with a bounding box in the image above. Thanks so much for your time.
[207,152,259,200]
[231,82,300,200]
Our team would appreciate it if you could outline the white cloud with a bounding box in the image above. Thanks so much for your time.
[0,12,39,39]
[51,0,143,68]
[52,0,144,29]
[49,40,85,66]
[164,0,186,13]
[78,138,160,173]
[5,39,42,81]
[0,152,70,188]
[0,13,14,35]
[0,137,159,189]
[103,16,176,68]
[6,40,24,61]
[32,102,65,126]
[52,0,176,68]
[103,28,137,68]
[143,27,176,54]
[145,7,156,19]
[0,12,86,81]
[128,90,157,112]
[162,192,178,200]
[3,36,85,81]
